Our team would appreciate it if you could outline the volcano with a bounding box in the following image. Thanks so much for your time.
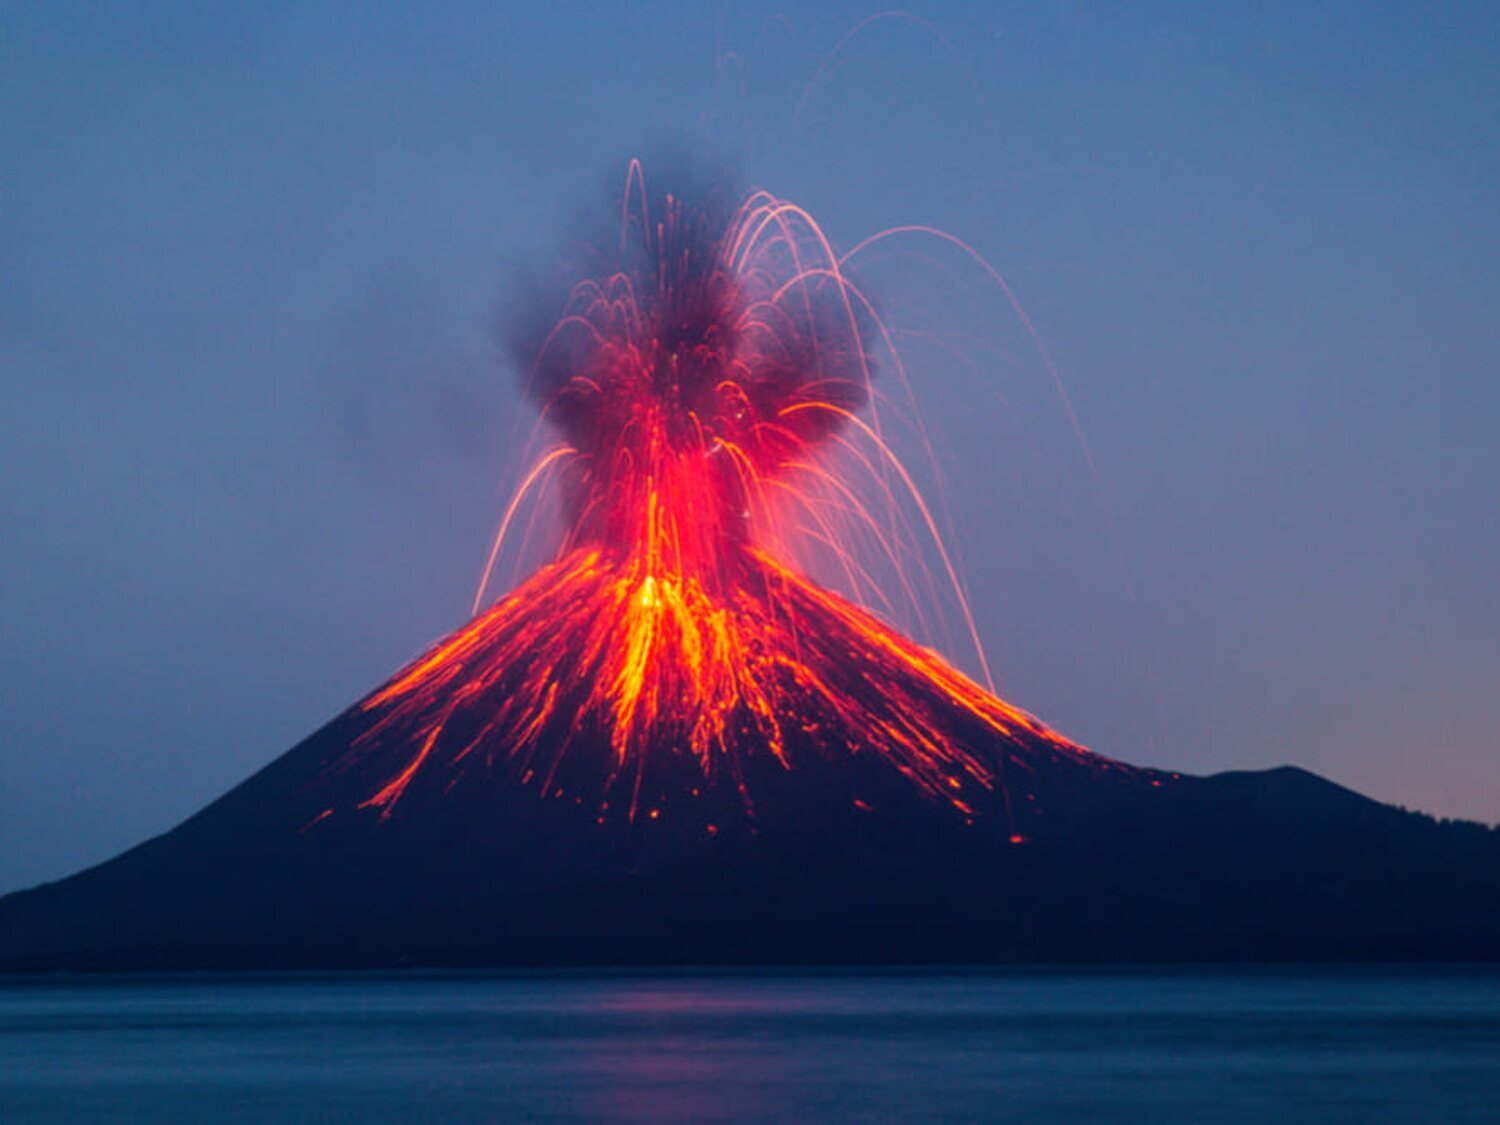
[4,165,1498,969]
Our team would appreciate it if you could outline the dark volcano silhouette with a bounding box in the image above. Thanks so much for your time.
[12,161,1492,972]
[3,557,1498,971]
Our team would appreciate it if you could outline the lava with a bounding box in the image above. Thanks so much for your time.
[340,160,1121,825]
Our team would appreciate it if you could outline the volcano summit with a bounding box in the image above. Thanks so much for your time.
[3,167,1498,970]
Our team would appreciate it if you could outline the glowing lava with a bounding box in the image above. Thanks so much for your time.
[341,161,1126,826]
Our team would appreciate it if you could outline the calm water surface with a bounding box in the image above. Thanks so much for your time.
[1,970,1497,1122]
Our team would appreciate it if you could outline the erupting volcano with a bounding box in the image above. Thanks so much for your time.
[3,163,1498,970]
[339,163,1123,836]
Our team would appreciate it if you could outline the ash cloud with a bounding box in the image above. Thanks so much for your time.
[503,151,876,462]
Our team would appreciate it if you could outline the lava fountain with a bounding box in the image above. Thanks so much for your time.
[335,161,1127,832]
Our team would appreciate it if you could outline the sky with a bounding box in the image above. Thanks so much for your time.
[2,2,1497,893]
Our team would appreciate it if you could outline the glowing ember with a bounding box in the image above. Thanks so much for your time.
[340,160,1124,826]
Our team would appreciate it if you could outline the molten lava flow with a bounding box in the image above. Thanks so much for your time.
[340,161,1125,826]
[353,547,1094,823]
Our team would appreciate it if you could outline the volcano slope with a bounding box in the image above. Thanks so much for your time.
[2,550,1499,971]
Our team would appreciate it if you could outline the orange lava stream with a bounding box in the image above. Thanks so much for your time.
[354,543,1094,822]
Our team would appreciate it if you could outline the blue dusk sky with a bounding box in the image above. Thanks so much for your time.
[1,2,1496,891]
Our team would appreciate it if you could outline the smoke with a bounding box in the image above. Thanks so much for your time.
[503,153,876,517]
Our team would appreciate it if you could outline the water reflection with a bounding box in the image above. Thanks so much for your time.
[1,972,1498,1123]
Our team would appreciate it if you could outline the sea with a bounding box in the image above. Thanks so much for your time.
[1,969,1496,1122]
